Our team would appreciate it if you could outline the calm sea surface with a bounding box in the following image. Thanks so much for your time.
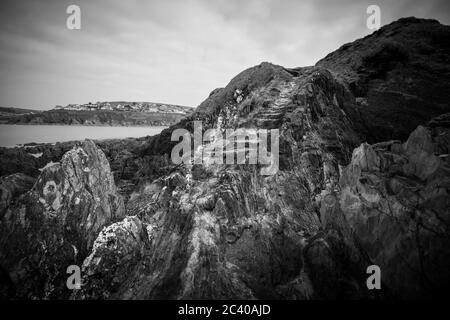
[0,125,166,147]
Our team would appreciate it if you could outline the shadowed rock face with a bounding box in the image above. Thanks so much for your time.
[332,114,450,299]
[0,173,35,219]
[0,140,125,299]
[317,17,450,143]
[76,216,149,299]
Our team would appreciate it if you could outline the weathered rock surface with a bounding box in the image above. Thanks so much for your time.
[0,173,35,219]
[0,137,157,201]
[330,114,450,299]
[76,18,450,299]
[0,140,125,299]
[317,17,450,143]
[76,216,149,299]
[78,64,374,299]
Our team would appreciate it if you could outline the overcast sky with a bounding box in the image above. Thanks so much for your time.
[0,0,449,110]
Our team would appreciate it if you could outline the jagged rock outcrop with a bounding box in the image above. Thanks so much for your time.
[0,137,154,201]
[78,64,375,299]
[0,140,125,299]
[76,216,149,299]
[325,114,450,299]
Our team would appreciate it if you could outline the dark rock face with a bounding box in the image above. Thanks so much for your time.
[317,17,450,143]
[333,115,450,299]
[0,173,35,219]
[0,140,125,299]
[76,216,149,299]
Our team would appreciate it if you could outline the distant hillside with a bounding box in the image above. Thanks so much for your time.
[0,102,193,126]
[0,106,38,116]
[0,109,190,126]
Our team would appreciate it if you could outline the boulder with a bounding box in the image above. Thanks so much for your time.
[337,115,450,298]
[0,140,125,299]
[77,216,148,299]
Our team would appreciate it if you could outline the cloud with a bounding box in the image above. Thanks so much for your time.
[0,0,449,109]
